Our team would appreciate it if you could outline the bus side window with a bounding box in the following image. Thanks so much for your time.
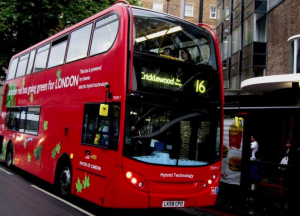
[6,107,20,131]
[7,58,19,80]
[81,103,120,150]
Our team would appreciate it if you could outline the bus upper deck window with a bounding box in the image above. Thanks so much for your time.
[26,50,36,75]
[48,36,68,68]
[66,23,92,63]
[90,14,119,56]
[33,44,50,73]
[7,58,19,80]
[16,53,29,78]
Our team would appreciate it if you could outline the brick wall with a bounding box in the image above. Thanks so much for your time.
[202,0,216,28]
[267,0,300,75]
[140,0,216,28]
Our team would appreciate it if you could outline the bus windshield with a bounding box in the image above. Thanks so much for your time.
[123,98,221,166]
[132,8,218,96]
[133,8,216,67]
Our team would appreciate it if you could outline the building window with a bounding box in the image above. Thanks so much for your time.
[153,2,163,12]
[210,5,217,19]
[269,0,283,10]
[185,4,194,17]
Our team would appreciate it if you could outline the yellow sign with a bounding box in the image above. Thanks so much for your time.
[195,80,206,93]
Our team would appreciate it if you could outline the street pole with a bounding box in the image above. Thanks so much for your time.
[180,0,186,19]
[167,0,170,14]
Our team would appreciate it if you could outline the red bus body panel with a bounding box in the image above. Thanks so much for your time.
[0,2,224,209]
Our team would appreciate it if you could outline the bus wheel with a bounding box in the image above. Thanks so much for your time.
[6,145,13,168]
[58,165,72,196]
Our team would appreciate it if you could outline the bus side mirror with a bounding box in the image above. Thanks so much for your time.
[99,104,109,116]
[235,117,243,128]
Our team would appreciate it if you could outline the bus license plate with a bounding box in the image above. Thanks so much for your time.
[162,201,185,207]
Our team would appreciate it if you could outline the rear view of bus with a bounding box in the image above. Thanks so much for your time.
[113,6,224,208]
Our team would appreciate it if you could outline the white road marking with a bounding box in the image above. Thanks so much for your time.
[0,167,13,175]
[31,185,96,216]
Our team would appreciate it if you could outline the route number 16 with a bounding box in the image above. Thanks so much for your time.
[195,80,206,93]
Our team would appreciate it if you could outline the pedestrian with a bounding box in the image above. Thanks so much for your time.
[250,135,259,160]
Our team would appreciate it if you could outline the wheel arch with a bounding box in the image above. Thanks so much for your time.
[5,139,14,161]
[55,153,72,181]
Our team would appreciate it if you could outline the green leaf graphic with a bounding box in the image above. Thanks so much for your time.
[82,174,90,189]
[55,143,61,154]
[76,178,83,193]
[23,139,27,149]
[22,78,25,87]
[51,149,56,159]
[33,145,43,162]
[43,121,48,131]
[6,83,17,107]
[51,142,61,159]
[1,141,7,160]
[57,69,61,80]
[27,153,31,162]
[30,93,33,103]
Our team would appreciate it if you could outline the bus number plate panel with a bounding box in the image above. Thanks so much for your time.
[162,201,185,207]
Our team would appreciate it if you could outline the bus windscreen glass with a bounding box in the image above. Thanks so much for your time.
[132,8,218,95]
[123,100,221,166]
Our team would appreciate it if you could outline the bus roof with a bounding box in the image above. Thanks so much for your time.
[10,3,209,62]
[10,3,125,60]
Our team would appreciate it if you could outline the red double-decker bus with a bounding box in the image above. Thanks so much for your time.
[0,1,224,208]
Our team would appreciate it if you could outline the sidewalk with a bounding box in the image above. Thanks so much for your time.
[201,196,292,216]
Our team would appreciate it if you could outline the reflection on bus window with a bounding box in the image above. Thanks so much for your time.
[25,107,40,135]
[48,36,68,68]
[123,101,220,166]
[16,53,29,78]
[6,107,20,131]
[19,107,27,133]
[81,103,120,150]
[133,9,215,67]
[90,14,119,56]
[33,44,50,73]
[66,23,93,63]
[26,50,36,75]
[7,58,18,80]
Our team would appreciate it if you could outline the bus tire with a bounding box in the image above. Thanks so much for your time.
[56,161,72,196]
[6,144,13,168]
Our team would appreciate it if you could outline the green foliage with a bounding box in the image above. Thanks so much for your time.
[0,0,139,82]
[27,153,31,162]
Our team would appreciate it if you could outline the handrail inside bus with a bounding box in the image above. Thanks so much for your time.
[114,0,134,92]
